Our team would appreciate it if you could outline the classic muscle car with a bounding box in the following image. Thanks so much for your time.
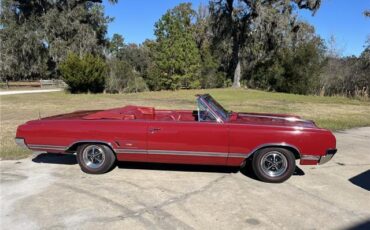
[15,94,337,183]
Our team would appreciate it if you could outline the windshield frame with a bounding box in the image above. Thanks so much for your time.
[196,94,229,123]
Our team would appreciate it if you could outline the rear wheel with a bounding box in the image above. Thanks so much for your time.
[252,147,295,183]
[76,144,116,174]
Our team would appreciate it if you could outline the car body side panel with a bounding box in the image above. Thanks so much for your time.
[147,121,229,165]
[17,120,148,161]
[228,123,336,165]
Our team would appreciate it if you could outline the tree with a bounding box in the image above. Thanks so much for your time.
[117,43,151,78]
[106,58,148,93]
[249,37,326,94]
[325,35,343,58]
[109,34,125,56]
[319,46,369,98]
[209,0,321,87]
[319,9,370,98]
[0,0,49,80]
[0,0,115,81]
[194,4,226,88]
[150,3,201,90]
[60,53,107,93]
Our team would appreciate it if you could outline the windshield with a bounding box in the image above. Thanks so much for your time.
[197,95,229,122]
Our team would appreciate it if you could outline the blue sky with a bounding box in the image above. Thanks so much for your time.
[103,0,370,57]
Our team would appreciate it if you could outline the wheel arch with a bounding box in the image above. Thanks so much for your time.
[66,140,116,154]
[248,143,301,160]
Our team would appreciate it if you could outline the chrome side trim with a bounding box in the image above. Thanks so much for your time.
[28,144,67,149]
[114,144,300,159]
[115,149,146,154]
[28,144,67,151]
[26,142,300,160]
[114,148,248,158]
[30,147,67,151]
[148,149,227,157]
[28,141,114,152]
[301,155,321,161]
[229,153,251,158]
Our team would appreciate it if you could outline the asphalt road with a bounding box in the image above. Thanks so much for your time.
[1,127,370,230]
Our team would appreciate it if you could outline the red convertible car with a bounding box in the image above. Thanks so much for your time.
[15,94,337,183]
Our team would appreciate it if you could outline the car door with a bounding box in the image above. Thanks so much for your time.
[112,120,148,162]
[147,118,229,165]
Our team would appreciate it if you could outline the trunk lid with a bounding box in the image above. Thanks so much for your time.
[40,110,101,120]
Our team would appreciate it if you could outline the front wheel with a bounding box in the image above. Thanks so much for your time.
[76,144,116,174]
[252,147,296,183]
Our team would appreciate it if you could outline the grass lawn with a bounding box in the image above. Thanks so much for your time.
[1,88,370,160]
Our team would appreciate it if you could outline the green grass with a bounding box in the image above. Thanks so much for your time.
[1,88,370,160]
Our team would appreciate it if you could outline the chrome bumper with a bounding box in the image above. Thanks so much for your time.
[15,138,28,149]
[319,149,337,165]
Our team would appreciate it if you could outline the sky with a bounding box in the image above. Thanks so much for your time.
[103,0,370,57]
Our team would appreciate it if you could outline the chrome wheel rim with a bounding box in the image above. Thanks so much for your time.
[82,145,105,169]
[260,151,288,177]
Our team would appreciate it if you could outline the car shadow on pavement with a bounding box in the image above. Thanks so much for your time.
[32,153,77,165]
[31,153,305,181]
[346,220,370,230]
[116,161,240,174]
[349,170,370,191]
[117,161,305,182]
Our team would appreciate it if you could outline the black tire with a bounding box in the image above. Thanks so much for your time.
[252,147,296,183]
[76,144,116,174]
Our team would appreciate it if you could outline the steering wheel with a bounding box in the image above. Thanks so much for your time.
[200,109,211,121]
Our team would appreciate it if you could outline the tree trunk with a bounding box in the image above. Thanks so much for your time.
[232,59,241,88]
[231,29,241,88]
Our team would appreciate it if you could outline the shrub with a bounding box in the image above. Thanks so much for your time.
[200,67,226,89]
[106,60,131,93]
[106,59,148,93]
[60,53,107,93]
[124,74,149,93]
[248,41,325,95]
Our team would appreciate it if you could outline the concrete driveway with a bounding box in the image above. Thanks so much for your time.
[0,89,62,96]
[1,127,369,230]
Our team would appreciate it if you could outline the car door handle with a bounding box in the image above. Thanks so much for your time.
[149,127,161,133]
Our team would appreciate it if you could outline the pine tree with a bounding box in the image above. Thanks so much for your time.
[150,3,201,90]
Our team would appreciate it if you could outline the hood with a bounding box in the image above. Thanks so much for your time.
[229,112,317,128]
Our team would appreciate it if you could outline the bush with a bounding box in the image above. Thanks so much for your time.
[248,41,325,95]
[60,53,107,93]
[200,67,226,89]
[106,60,131,93]
[106,59,148,93]
[124,74,149,93]
[319,50,369,98]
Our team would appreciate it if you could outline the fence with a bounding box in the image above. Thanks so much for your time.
[0,80,66,89]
